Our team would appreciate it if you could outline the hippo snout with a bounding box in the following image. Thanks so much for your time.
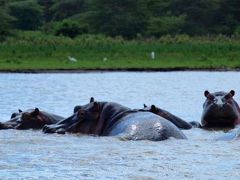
[202,103,238,127]
[43,124,67,134]
[42,124,54,133]
[0,122,5,129]
[207,102,233,113]
[213,101,230,109]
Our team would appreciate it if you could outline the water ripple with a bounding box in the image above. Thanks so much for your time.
[1,72,240,179]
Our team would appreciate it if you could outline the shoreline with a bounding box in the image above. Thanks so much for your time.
[0,67,240,73]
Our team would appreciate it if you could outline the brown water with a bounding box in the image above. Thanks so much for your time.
[0,72,240,179]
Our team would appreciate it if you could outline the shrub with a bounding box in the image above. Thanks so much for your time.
[54,20,88,38]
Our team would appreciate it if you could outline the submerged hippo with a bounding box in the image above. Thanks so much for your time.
[140,104,192,130]
[43,98,186,141]
[201,90,240,128]
[0,108,64,130]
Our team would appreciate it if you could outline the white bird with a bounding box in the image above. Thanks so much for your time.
[103,57,108,62]
[68,56,77,62]
[151,51,155,60]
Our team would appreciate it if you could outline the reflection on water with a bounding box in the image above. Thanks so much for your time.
[0,72,240,179]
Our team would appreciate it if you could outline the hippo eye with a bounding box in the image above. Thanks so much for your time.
[77,110,85,117]
[207,95,215,101]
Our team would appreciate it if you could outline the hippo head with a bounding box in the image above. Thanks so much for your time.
[142,104,192,129]
[10,109,23,119]
[142,104,164,116]
[143,104,159,114]
[70,97,101,134]
[16,108,48,129]
[201,90,240,128]
[73,97,95,113]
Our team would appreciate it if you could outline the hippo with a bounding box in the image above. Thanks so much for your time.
[0,108,64,130]
[201,90,240,128]
[140,104,192,130]
[43,98,186,141]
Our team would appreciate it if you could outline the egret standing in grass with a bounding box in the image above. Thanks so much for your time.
[68,56,77,62]
[151,51,155,60]
[103,57,108,62]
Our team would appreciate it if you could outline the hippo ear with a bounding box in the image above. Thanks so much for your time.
[143,104,147,108]
[32,108,39,116]
[93,102,100,111]
[205,91,214,100]
[204,90,210,97]
[150,105,157,112]
[230,90,235,97]
[74,106,81,113]
[18,109,23,113]
[225,90,235,99]
[90,97,94,103]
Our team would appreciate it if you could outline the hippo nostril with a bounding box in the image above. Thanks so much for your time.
[78,110,85,117]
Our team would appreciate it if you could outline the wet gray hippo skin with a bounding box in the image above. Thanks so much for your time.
[140,104,192,130]
[0,108,64,130]
[201,90,240,128]
[107,111,186,140]
[43,98,186,141]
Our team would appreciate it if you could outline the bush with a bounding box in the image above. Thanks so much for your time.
[147,15,186,37]
[54,20,88,38]
[234,26,240,36]
[50,0,85,21]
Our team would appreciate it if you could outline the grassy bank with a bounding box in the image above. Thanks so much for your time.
[1,32,240,71]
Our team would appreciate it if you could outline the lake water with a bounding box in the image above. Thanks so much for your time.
[0,72,240,179]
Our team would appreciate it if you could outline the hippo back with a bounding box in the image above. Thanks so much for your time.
[106,112,186,141]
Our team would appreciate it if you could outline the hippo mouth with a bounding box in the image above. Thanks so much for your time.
[202,117,235,128]
[202,112,237,128]
[202,106,238,128]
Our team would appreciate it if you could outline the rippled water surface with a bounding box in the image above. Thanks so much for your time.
[0,72,240,179]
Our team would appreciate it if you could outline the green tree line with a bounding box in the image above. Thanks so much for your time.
[1,0,240,40]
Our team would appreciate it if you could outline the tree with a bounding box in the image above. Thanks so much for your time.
[147,15,186,37]
[0,0,14,41]
[146,0,185,37]
[50,0,86,21]
[146,0,171,17]
[169,0,219,35]
[214,0,240,34]
[90,0,148,38]
[8,0,43,30]
[37,0,55,23]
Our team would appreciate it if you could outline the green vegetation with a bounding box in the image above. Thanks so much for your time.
[1,0,240,39]
[1,32,240,71]
[1,0,240,71]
